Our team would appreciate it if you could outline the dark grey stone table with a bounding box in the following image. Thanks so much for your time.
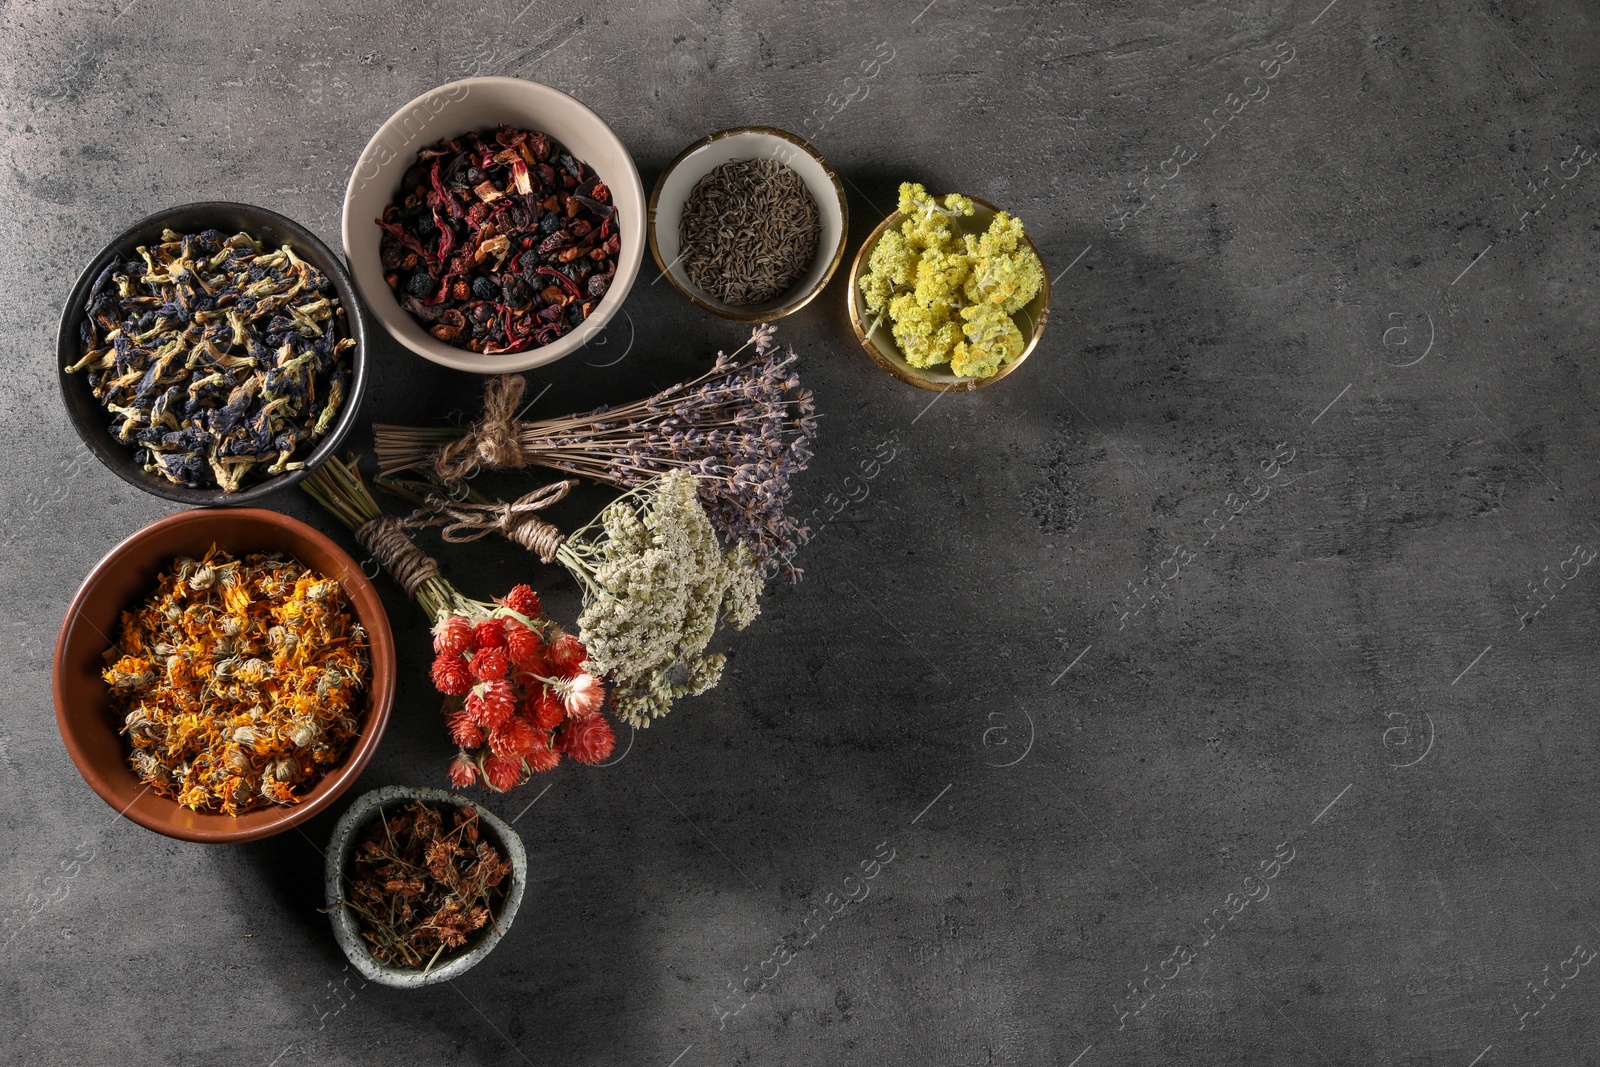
[5,2,1599,1064]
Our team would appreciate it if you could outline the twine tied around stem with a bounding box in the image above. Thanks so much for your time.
[399,479,574,563]
[354,515,441,598]
[432,375,529,483]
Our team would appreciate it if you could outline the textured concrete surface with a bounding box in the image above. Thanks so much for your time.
[4,1,1600,1064]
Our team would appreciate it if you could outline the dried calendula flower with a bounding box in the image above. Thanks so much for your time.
[102,546,370,815]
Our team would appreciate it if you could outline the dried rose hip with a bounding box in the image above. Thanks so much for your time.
[377,125,621,355]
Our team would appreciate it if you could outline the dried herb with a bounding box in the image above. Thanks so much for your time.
[858,182,1044,378]
[302,457,614,790]
[680,158,821,305]
[102,547,370,815]
[378,125,620,354]
[372,325,817,580]
[340,801,511,971]
[562,471,760,728]
[65,229,354,491]
[382,469,760,730]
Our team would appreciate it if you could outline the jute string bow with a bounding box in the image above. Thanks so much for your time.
[398,479,574,563]
[432,375,528,484]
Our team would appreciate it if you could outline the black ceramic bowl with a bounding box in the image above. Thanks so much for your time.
[57,202,370,505]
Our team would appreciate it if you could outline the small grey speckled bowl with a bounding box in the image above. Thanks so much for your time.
[325,786,527,988]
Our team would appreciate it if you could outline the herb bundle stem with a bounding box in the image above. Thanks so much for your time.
[372,327,818,580]
[302,456,485,622]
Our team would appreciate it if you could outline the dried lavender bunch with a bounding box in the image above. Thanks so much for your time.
[372,325,818,580]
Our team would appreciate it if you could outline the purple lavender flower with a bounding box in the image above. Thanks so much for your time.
[374,327,820,581]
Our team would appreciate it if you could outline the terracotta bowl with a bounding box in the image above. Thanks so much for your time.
[57,202,370,506]
[52,508,396,843]
[847,195,1051,392]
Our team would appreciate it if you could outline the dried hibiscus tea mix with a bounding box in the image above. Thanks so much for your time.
[102,547,370,815]
[378,125,620,354]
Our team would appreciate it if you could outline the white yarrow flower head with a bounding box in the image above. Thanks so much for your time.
[561,470,762,729]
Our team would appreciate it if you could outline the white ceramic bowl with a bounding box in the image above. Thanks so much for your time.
[342,77,645,374]
[648,126,847,322]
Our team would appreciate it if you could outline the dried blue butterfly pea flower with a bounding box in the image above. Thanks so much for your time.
[69,229,352,491]
[151,451,206,486]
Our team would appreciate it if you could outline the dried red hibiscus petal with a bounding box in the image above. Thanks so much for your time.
[377,125,621,356]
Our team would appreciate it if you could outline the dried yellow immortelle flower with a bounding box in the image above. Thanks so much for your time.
[859,182,1043,377]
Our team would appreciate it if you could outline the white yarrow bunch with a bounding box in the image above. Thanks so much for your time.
[560,470,760,728]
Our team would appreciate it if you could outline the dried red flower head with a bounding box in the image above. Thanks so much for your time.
[529,688,565,730]
[470,646,510,681]
[446,709,484,749]
[558,672,605,719]
[523,731,560,773]
[558,714,615,765]
[548,634,588,678]
[448,751,479,789]
[433,614,474,656]
[472,679,517,729]
[504,622,545,671]
[490,715,541,760]
[503,584,542,618]
[472,618,508,651]
[430,652,473,696]
[482,752,525,792]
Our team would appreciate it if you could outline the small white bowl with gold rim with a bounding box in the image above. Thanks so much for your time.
[648,126,848,322]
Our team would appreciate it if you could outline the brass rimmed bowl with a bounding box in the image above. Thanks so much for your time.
[847,195,1051,392]
[648,126,848,322]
